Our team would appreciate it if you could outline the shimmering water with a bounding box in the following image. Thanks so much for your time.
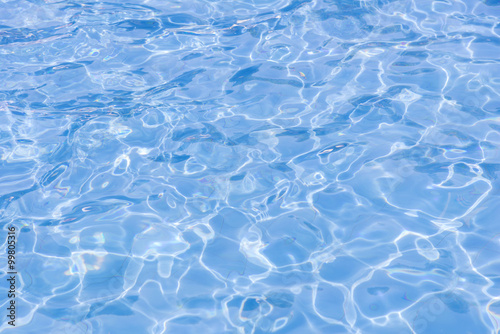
[1,0,500,333]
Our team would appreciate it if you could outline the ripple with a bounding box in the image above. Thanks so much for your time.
[1,0,500,333]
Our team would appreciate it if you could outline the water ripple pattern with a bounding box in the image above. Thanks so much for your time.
[1,0,500,333]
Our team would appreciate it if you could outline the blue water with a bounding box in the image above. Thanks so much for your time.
[1,0,500,333]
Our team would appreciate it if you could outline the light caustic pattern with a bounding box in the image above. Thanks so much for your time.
[0,0,500,333]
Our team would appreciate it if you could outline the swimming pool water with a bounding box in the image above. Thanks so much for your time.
[1,0,500,333]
